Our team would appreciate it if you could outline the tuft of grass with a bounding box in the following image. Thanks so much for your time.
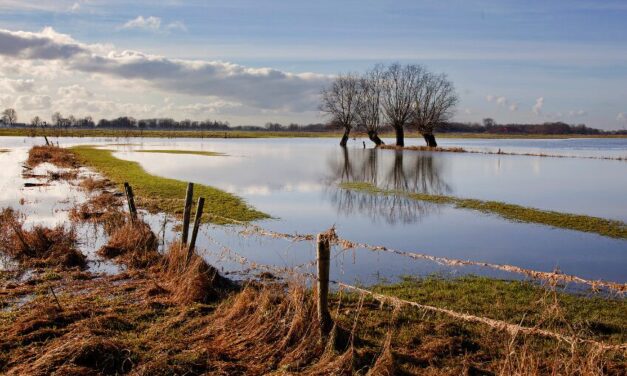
[27,145,78,168]
[0,148,9,153]
[340,181,627,239]
[70,146,268,224]
[134,149,225,157]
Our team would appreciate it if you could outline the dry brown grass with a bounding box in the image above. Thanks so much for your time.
[69,191,126,235]
[0,208,86,269]
[97,220,160,269]
[27,145,79,168]
[163,243,231,304]
[78,176,114,193]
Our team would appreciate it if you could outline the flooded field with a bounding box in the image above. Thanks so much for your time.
[1,136,626,286]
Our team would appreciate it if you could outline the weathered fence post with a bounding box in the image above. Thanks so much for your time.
[317,232,332,337]
[187,197,205,262]
[124,182,137,220]
[181,182,194,245]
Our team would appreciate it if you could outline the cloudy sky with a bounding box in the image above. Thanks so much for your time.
[0,0,626,129]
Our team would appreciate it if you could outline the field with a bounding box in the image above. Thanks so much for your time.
[1,144,625,375]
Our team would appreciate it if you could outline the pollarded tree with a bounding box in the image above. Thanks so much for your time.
[356,65,385,146]
[2,108,17,125]
[412,72,458,147]
[320,73,361,147]
[380,63,424,147]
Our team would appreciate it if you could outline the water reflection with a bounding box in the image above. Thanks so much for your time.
[327,148,451,224]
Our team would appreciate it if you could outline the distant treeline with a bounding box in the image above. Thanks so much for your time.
[438,120,627,135]
[2,114,626,135]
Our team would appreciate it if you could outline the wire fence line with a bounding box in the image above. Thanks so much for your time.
[233,220,627,294]
[193,226,627,353]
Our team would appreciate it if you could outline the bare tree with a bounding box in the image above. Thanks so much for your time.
[356,65,385,146]
[51,112,63,127]
[1,108,17,125]
[412,72,458,147]
[380,63,424,146]
[320,73,361,147]
[30,116,43,127]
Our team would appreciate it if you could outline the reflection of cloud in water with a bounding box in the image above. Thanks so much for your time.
[326,148,452,225]
[223,182,325,196]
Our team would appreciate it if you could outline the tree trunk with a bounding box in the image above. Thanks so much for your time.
[339,127,350,147]
[367,130,385,147]
[422,133,437,147]
[394,125,404,147]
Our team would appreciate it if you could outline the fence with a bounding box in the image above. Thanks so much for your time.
[123,181,627,355]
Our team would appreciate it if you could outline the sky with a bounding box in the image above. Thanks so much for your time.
[0,0,626,129]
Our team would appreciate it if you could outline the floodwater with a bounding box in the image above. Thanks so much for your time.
[1,136,626,286]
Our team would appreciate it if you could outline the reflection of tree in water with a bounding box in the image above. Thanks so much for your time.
[326,148,451,224]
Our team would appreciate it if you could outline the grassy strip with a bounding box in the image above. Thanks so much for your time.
[133,149,225,157]
[2,127,626,139]
[70,145,268,224]
[363,275,627,343]
[0,148,9,153]
[340,181,627,239]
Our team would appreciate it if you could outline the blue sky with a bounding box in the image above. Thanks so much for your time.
[0,0,626,129]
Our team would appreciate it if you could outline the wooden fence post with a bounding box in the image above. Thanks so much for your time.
[187,197,205,262]
[124,182,137,220]
[317,232,332,337]
[181,182,194,245]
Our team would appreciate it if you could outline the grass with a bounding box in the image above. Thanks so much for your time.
[70,145,268,223]
[2,127,626,139]
[368,275,627,343]
[340,181,627,239]
[133,149,225,157]
[2,202,626,374]
[0,148,9,153]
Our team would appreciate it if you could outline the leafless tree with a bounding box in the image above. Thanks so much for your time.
[51,112,63,127]
[30,116,43,127]
[380,63,424,146]
[320,73,361,147]
[1,108,17,125]
[412,72,458,147]
[356,65,385,146]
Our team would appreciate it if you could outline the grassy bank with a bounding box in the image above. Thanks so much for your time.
[368,275,626,343]
[134,149,225,157]
[2,127,626,139]
[70,145,267,223]
[340,182,627,239]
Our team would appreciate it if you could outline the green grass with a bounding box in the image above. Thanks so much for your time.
[133,149,225,157]
[340,182,627,239]
[363,275,627,343]
[2,127,625,139]
[70,145,268,224]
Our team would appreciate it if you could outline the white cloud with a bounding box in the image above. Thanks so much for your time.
[166,21,187,32]
[568,109,587,117]
[68,2,80,12]
[0,78,35,92]
[16,94,51,110]
[618,112,626,122]
[508,103,518,112]
[121,16,161,31]
[485,94,494,102]
[57,84,93,98]
[532,97,544,115]
[495,96,507,106]
[0,27,329,112]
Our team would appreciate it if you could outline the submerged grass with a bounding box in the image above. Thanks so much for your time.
[134,149,226,156]
[70,145,268,223]
[340,181,627,239]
